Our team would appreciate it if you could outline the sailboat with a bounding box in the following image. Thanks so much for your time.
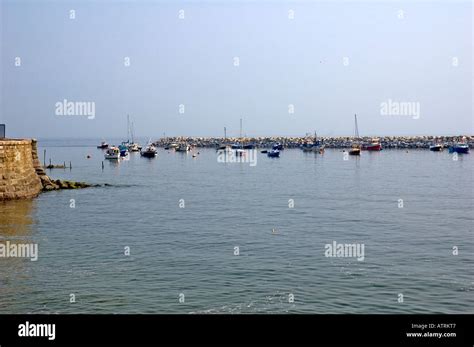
[349,114,361,156]
[235,118,245,157]
[217,127,232,152]
[120,115,131,155]
[127,116,141,152]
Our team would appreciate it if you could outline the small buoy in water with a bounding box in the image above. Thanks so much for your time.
[192,154,197,158]
[86,155,91,159]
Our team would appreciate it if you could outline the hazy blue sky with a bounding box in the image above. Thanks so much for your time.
[1,0,472,139]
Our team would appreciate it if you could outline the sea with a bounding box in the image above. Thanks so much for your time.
[0,138,472,314]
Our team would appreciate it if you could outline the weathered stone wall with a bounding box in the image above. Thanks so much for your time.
[0,139,43,200]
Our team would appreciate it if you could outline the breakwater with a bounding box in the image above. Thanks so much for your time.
[154,135,473,149]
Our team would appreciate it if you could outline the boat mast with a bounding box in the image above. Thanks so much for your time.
[354,114,360,138]
[240,118,243,148]
[127,114,130,143]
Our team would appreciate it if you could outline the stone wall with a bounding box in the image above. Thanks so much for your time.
[0,139,43,200]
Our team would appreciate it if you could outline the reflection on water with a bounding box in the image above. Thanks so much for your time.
[0,199,37,237]
[0,199,38,306]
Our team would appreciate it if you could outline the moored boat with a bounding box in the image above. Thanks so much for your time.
[217,144,232,152]
[448,137,469,154]
[349,147,361,155]
[217,127,231,152]
[429,144,443,152]
[301,131,324,153]
[312,143,325,153]
[141,142,157,158]
[362,138,382,151]
[129,143,140,152]
[169,143,179,150]
[175,143,191,152]
[128,117,141,152]
[349,114,361,155]
[118,144,129,157]
[235,148,245,157]
[449,143,469,154]
[104,147,120,160]
[267,149,280,157]
[273,143,284,150]
[97,141,109,149]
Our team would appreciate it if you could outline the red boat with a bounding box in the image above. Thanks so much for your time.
[362,138,382,151]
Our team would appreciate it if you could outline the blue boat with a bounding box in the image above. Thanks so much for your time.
[118,144,129,157]
[448,143,469,154]
[267,149,280,158]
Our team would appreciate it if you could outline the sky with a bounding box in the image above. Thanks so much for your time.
[0,0,472,139]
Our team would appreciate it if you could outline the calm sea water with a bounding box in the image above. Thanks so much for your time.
[0,139,473,314]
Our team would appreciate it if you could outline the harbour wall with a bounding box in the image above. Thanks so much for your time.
[0,139,43,200]
[154,135,473,149]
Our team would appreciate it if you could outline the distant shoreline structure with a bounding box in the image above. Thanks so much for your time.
[152,135,473,150]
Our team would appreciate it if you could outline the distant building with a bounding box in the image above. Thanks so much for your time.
[0,124,5,139]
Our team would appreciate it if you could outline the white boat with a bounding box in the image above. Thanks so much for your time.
[104,147,120,160]
[176,143,191,152]
[169,143,179,150]
[129,143,140,152]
